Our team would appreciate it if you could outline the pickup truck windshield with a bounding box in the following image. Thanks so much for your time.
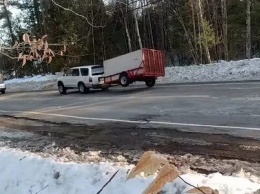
[91,66,104,76]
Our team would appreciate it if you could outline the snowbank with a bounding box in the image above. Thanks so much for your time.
[3,58,260,92]
[5,75,58,84]
[0,147,259,194]
[159,58,260,83]
[5,74,59,92]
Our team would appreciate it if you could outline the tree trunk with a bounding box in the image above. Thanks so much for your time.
[124,17,132,52]
[171,1,198,64]
[33,0,42,34]
[174,11,198,64]
[212,0,221,60]
[91,0,96,64]
[132,0,143,49]
[40,0,49,34]
[205,0,213,24]
[198,0,211,64]
[120,5,132,52]
[221,0,228,60]
[190,0,198,64]
[160,2,165,50]
[207,0,217,60]
[101,17,106,60]
[3,0,15,44]
[146,0,154,49]
[196,2,203,63]
[246,0,251,59]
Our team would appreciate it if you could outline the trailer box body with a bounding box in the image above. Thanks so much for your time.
[101,48,165,87]
[104,50,143,77]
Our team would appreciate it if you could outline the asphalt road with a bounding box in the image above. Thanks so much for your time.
[0,81,260,138]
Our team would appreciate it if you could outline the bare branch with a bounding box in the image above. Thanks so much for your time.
[0,50,18,59]
[34,185,49,194]
[50,0,105,28]
[178,175,207,194]
[96,170,119,194]
[0,47,16,50]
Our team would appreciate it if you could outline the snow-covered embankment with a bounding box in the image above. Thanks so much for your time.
[159,58,260,84]
[0,147,259,194]
[5,74,59,92]
[4,58,260,92]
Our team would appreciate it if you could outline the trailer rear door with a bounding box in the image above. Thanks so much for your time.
[142,49,165,77]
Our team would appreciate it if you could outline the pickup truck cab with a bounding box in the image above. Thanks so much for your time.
[57,65,107,94]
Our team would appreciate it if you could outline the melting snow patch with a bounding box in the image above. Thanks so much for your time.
[0,147,259,194]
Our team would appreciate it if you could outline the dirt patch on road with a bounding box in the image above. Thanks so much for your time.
[1,115,260,177]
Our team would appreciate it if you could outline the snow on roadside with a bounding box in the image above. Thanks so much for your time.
[5,74,59,92]
[5,75,58,84]
[3,58,260,92]
[158,58,260,84]
[0,147,259,194]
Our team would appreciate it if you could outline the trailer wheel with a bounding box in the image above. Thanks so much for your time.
[119,73,130,87]
[145,78,156,87]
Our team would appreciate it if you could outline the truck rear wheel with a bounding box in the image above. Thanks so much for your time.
[78,83,88,94]
[119,73,130,87]
[145,78,156,87]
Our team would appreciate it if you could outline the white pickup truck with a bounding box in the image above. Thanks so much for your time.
[57,65,107,94]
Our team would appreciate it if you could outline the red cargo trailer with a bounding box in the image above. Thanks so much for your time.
[100,49,165,87]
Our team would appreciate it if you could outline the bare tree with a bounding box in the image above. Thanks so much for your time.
[221,0,228,60]
[171,1,198,64]
[132,0,143,49]
[2,0,15,44]
[146,0,154,49]
[211,0,221,60]
[195,1,203,63]
[91,0,96,64]
[40,0,50,34]
[246,0,251,59]
[197,0,211,63]
[190,0,199,64]
[119,2,132,52]
[33,0,42,34]
[50,0,104,28]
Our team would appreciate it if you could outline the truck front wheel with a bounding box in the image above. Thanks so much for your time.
[58,82,67,94]
[145,78,156,87]
[119,73,130,87]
